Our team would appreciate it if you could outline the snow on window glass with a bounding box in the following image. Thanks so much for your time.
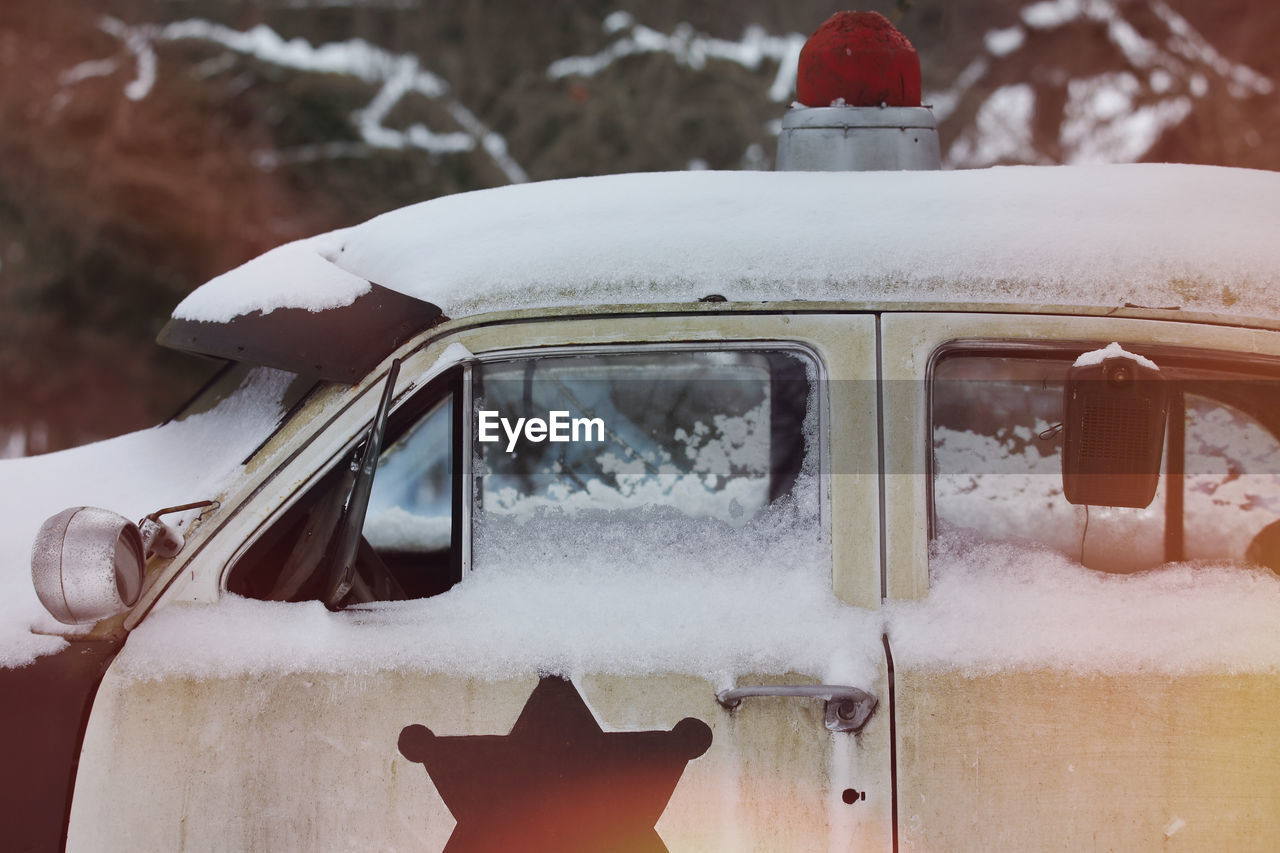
[932,351,1280,572]
[1184,394,1280,563]
[473,350,812,530]
[933,354,1162,570]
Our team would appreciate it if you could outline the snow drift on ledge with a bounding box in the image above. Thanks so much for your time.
[173,164,1280,324]
[108,527,1280,685]
[0,369,296,667]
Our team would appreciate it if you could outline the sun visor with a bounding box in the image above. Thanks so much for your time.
[157,282,443,384]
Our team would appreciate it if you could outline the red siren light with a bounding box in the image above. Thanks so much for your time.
[796,11,922,108]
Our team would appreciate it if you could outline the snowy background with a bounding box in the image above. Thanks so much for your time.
[1,0,1277,455]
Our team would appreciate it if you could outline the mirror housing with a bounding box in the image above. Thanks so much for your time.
[1062,354,1168,509]
[30,507,146,625]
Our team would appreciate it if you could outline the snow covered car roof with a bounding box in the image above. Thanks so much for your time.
[168,164,1280,342]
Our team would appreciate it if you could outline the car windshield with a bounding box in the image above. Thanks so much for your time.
[172,362,317,429]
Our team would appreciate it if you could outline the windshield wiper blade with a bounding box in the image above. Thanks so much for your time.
[323,358,402,610]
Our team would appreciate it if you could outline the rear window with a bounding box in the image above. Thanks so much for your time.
[931,346,1280,572]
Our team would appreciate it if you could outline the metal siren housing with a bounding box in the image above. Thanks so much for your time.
[777,11,941,172]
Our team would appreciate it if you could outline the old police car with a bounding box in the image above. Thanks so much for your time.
[5,11,1280,852]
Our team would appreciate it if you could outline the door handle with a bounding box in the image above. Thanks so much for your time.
[716,685,877,733]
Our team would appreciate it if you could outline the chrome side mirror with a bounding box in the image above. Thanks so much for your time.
[31,507,146,625]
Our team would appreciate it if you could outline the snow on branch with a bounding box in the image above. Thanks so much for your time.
[62,17,528,184]
[547,11,806,104]
[937,0,1274,169]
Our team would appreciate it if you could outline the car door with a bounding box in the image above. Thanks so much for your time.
[880,312,1280,851]
[66,313,893,851]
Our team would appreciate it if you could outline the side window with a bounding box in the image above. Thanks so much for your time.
[471,349,817,558]
[931,348,1280,572]
[229,347,819,604]
[227,370,461,604]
